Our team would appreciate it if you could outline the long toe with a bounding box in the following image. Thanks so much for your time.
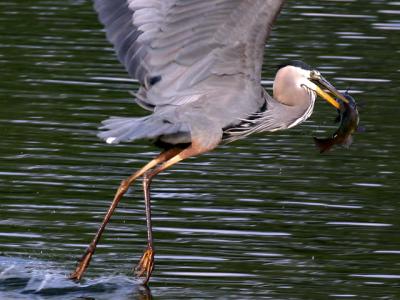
[134,247,155,284]
[69,271,81,281]
[69,251,93,281]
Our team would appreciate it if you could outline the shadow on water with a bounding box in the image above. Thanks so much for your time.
[0,257,151,300]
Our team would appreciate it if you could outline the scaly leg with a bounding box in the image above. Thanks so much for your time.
[69,148,182,281]
[133,144,211,284]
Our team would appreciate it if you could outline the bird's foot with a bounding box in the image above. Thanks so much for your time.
[134,246,155,285]
[69,249,93,281]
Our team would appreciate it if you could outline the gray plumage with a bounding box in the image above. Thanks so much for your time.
[94,0,295,148]
[71,0,349,285]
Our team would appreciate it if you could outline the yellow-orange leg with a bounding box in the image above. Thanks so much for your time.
[133,144,210,284]
[69,148,182,281]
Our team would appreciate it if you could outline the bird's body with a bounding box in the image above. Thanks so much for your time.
[96,0,285,149]
[70,0,349,285]
[101,77,263,148]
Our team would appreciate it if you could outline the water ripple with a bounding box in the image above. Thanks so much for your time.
[1,1,399,299]
[154,227,291,237]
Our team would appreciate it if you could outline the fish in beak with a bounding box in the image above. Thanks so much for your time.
[313,91,360,153]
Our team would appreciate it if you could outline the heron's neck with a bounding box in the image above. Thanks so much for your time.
[222,89,315,143]
[265,89,315,130]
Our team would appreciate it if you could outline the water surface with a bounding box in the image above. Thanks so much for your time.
[1,0,399,299]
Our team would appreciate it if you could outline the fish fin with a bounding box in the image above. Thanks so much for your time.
[355,99,366,112]
[313,137,335,154]
[357,125,366,133]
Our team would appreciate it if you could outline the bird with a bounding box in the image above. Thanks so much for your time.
[70,0,349,285]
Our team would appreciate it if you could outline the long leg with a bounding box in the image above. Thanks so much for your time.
[133,144,211,284]
[132,174,155,283]
[69,147,182,281]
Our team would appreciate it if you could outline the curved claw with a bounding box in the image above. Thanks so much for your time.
[134,247,155,285]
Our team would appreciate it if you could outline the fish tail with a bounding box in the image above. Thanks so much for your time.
[313,137,335,153]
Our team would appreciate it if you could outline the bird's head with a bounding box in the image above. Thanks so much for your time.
[273,60,348,110]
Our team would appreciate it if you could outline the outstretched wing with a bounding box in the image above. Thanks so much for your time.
[94,0,285,108]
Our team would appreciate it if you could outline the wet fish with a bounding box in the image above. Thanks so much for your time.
[314,92,359,153]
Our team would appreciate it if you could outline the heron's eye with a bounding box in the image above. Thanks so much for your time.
[310,70,321,79]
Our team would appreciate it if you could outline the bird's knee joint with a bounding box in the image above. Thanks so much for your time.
[87,244,95,254]
[143,174,151,184]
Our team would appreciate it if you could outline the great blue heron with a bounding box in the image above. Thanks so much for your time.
[70,0,349,285]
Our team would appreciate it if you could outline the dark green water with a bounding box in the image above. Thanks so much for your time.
[1,1,399,299]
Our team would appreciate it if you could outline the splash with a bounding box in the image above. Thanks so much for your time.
[0,256,150,300]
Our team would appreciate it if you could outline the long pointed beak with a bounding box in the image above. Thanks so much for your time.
[312,76,348,109]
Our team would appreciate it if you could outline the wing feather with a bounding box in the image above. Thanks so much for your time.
[94,0,285,107]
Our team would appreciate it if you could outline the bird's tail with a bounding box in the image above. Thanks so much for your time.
[97,116,185,144]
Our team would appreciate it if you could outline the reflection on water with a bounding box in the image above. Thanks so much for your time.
[1,0,400,299]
